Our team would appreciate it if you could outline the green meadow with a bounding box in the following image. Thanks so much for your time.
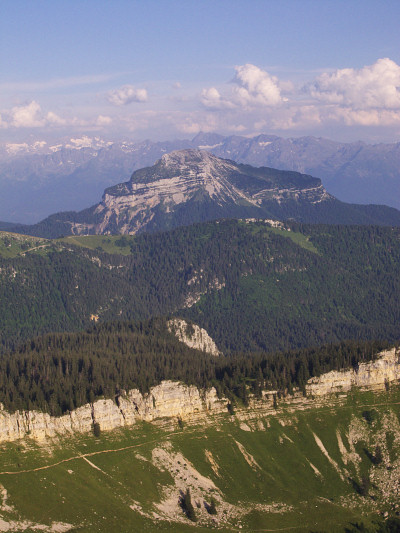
[0,387,399,532]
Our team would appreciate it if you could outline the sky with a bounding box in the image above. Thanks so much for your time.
[1,0,400,145]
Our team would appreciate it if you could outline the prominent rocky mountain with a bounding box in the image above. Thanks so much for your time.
[8,149,400,237]
[2,133,400,224]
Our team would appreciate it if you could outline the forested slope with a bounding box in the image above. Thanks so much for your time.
[0,220,399,354]
[0,318,391,414]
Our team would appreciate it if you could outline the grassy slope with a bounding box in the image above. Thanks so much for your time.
[56,225,318,257]
[240,220,319,254]
[57,235,136,256]
[0,224,316,258]
[0,232,137,258]
[0,232,48,258]
[0,387,399,532]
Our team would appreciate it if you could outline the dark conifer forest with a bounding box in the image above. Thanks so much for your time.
[1,220,399,354]
[0,318,392,415]
[0,220,399,415]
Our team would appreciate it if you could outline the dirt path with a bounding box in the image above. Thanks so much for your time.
[18,243,49,255]
[0,430,186,476]
[253,526,304,531]
[0,397,398,476]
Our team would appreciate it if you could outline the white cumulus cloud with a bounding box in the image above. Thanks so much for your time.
[232,64,285,107]
[107,85,148,106]
[327,107,400,126]
[201,64,286,110]
[200,87,235,109]
[46,111,67,125]
[11,101,44,127]
[177,112,219,135]
[308,58,400,109]
[1,101,113,131]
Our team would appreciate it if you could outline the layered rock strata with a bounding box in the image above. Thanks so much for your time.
[306,348,400,396]
[0,381,226,443]
[0,348,398,443]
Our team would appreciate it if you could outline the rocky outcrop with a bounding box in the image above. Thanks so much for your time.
[19,149,359,238]
[85,149,332,235]
[92,150,254,233]
[0,381,227,443]
[306,348,400,396]
[0,348,398,443]
[167,318,221,356]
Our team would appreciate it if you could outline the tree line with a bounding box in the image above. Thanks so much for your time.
[0,318,393,415]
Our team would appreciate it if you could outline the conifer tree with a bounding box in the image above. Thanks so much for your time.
[208,496,217,515]
[180,488,197,522]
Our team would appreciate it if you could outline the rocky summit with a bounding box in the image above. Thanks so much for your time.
[3,133,400,224]
[9,149,400,237]
[94,149,331,234]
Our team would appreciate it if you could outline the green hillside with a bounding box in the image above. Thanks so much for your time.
[0,220,399,354]
[0,232,48,258]
[0,387,399,532]
[57,234,137,255]
[1,222,400,532]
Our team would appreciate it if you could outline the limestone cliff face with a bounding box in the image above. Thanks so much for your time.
[167,318,221,356]
[0,348,398,443]
[51,149,334,236]
[0,381,226,443]
[306,349,400,396]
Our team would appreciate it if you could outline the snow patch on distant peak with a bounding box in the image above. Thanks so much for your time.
[6,143,30,155]
[5,141,48,155]
[258,141,272,147]
[198,143,223,150]
[65,136,114,150]
[49,144,63,152]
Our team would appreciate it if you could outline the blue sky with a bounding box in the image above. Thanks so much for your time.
[1,0,400,144]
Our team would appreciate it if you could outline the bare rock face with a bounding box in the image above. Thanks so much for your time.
[167,318,221,356]
[0,348,399,443]
[18,148,352,239]
[0,381,227,443]
[87,149,331,235]
[0,404,95,442]
[10,147,400,238]
[118,381,217,423]
[306,349,400,396]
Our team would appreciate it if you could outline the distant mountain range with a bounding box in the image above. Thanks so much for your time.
[1,132,400,224]
[5,149,400,238]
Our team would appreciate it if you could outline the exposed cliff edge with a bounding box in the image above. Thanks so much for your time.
[0,348,398,443]
[0,382,227,443]
[306,348,400,396]
[167,318,221,356]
